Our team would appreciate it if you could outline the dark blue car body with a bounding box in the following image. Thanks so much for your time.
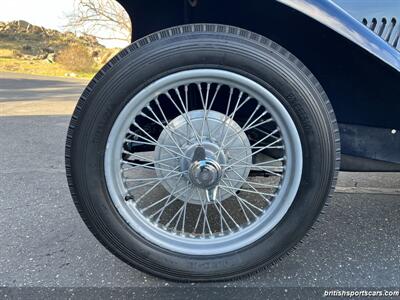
[116,0,400,171]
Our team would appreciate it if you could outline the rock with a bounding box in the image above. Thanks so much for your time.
[91,50,100,58]
[16,20,30,30]
[0,20,104,48]
[22,45,33,52]
[80,34,99,46]
[36,53,48,60]
[20,54,35,60]
[0,20,113,71]
[65,72,77,77]
[42,47,55,54]
[27,24,44,34]
[64,31,76,39]
[46,53,56,63]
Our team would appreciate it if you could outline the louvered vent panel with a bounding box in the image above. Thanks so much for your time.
[362,17,400,51]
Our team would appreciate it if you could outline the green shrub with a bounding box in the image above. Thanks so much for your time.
[56,44,94,72]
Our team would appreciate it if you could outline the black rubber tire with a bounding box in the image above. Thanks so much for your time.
[66,24,340,282]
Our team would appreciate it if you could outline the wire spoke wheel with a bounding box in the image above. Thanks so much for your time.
[105,69,303,255]
[67,24,339,280]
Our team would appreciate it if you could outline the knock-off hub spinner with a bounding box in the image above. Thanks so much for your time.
[188,146,222,189]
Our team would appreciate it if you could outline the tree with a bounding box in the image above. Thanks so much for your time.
[66,0,131,46]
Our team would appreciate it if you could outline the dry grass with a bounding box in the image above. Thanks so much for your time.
[0,55,95,78]
[0,49,15,58]
[56,44,95,73]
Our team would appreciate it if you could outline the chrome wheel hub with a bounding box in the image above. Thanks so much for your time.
[154,110,252,203]
[189,158,222,190]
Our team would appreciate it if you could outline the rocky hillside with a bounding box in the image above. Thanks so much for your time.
[0,20,117,68]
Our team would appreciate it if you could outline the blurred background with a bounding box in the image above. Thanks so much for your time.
[0,0,131,79]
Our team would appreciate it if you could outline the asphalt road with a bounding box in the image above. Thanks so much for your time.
[0,73,399,299]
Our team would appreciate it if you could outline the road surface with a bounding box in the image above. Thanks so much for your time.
[0,72,399,299]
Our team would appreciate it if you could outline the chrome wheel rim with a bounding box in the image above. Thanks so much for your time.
[105,69,303,255]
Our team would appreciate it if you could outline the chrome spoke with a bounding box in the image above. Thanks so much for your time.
[225,182,251,223]
[140,108,188,153]
[210,89,252,139]
[141,184,189,213]
[217,91,244,151]
[238,117,274,134]
[214,188,232,233]
[222,158,285,168]
[201,83,222,142]
[150,177,187,221]
[197,83,209,144]
[220,185,264,214]
[121,154,178,172]
[121,157,180,173]
[209,87,234,140]
[164,92,202,144]
[127,127,190,160]
[238,164,284,171]
[219,182,261,218]
[223,169,273,205]
[153,98,193,145]
[225,172,279,189]
[181,189,194,233]
[224,131,281,169]
[126,166,180,192]
[222,116,274,149]
[173,87,194,139]
[219,184,276,197]
[194,188,212,236]
[212,190,241,229]
[223,146,283,150]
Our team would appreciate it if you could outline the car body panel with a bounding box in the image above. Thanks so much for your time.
[116,0,400,71]
[115,0,400,167]
[278,0,400,71]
